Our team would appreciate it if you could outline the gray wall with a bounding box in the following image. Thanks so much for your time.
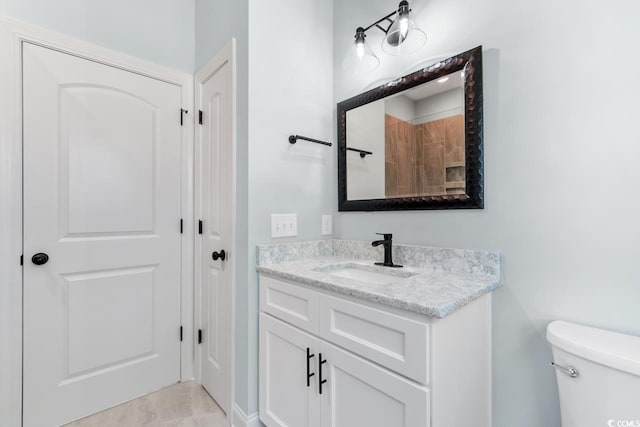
[334,0,640,426]
[414,88,463,123]
[0,0,194,71]
[385,94,416,122]
[197,0,334,416]
[246,0,334,415]
[346,100,386,200]
[194,0,251,412]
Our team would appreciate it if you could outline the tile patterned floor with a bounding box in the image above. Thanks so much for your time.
[64,381,229,427]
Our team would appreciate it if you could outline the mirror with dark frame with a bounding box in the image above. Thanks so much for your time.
[338,46,483,211]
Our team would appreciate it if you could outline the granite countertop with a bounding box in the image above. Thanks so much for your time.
[256,240,502,319]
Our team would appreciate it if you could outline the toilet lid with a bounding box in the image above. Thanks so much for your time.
[547,321,640,377]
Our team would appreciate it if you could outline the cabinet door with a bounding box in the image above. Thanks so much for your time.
[260,313,321,427]
[319,341,430,427]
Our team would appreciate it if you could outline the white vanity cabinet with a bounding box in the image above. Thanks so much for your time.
[259,274,492,427]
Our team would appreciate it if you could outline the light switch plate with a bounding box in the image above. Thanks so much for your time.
[321,214,332,236]
[271,214,297,238]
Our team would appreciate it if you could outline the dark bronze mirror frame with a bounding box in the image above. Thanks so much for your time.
[337,45,484,211]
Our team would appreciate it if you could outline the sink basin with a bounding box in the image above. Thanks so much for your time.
[326,268,403,284]
[314,263,418,285]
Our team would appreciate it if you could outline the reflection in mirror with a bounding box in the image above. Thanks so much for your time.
[347,70,465,201]
[338,46,483,211]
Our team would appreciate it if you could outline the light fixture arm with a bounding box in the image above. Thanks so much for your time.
[359,1,412,35]
[362,10,398,35]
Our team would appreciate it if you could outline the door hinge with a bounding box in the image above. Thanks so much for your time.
[180,219,184,234]
[198,329,203,344]
[198,220,203,235]
[198,110,203,125]
[180,108,188,126]
[20,255,23,266]
[180,326,183,342]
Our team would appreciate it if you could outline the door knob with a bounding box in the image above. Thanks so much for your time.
[32,253,49,265]
[212,250,226,261]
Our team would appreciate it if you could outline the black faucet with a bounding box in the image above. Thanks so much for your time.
[371,233,403,268]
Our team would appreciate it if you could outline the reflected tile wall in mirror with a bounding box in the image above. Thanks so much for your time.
[346,70,466,201]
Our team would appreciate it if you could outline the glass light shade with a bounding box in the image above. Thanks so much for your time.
[343,31,380,73]
[381,8,427,55]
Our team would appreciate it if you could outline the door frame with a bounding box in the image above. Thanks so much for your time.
[193,39,237,422]
[0,16,195,427]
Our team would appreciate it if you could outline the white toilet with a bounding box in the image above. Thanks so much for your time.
[547,321,640,427]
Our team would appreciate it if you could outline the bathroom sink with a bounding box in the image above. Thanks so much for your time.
[314,263,417,285]
[326,268,403,284]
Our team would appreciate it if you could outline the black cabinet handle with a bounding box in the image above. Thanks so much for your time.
[306,347,315,387]
[31,253,49,265]
[212,250,226,261]
[318,353,327,394]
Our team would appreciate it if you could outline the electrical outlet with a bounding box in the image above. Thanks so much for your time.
[322,214,332,236]
[271,214,297,238]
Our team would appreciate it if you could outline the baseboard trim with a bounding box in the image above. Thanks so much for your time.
[231,403,261,427]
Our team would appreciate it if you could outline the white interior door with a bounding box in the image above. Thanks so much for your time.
[196,46,234,415]
[23,42,183,427]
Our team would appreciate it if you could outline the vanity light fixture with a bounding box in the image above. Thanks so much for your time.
[343,27,380,74]
[343,0,427,73]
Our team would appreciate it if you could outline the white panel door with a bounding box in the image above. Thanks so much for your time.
[196,53,233,414]
[259,314,321,427]
[22,43,182,427]
[319,341,430,427]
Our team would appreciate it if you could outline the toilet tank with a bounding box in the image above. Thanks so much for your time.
[547,321,640,427]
